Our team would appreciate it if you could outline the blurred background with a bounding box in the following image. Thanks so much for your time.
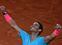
[0,0,62,45]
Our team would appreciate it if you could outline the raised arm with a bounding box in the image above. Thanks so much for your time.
[0,6,21,32]
[0,6,30,41]
[45,24,62,43]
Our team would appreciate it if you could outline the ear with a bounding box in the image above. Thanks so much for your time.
[38,29,42,32]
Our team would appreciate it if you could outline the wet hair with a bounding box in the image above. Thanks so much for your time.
[37,21,43,30]
[36,21,43,35]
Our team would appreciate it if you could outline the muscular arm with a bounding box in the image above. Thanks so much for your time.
[4,13,21,31]
[45,24,62,43]
[0,6,30,41]
[0,6,21,32]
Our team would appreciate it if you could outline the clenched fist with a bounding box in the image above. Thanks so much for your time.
[55,24,62,29]
[0,5,7,12]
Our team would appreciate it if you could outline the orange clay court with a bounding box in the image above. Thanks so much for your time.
[0,0,62,45]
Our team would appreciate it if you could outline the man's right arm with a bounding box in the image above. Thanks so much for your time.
[0,6,30,40]
[0,6,21,32]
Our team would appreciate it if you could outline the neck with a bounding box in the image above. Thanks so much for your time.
[31,32,39,40]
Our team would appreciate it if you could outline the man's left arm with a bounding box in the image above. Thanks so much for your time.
[45,24,62,43]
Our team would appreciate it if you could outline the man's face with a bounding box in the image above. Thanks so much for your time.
[30,22,42,32]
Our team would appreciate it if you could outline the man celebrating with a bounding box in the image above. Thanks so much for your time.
[0,6,62,45]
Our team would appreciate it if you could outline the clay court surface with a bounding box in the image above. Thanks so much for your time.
[0,0,62,45]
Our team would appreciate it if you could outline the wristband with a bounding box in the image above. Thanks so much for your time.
[52,29,61,36]
[4,13,11,23]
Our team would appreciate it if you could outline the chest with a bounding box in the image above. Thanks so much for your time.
[23,37,46,45]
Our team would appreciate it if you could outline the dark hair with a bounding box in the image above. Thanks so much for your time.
[36,21,43,35]
[37,22,43,30]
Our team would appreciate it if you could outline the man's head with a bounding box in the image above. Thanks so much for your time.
[30,21,43,33]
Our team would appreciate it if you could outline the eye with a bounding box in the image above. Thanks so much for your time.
[33,25,39,29]
[34,24,38,26]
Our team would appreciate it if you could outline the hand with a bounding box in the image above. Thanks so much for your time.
[55,24,62,29]
[0,5,7,12]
